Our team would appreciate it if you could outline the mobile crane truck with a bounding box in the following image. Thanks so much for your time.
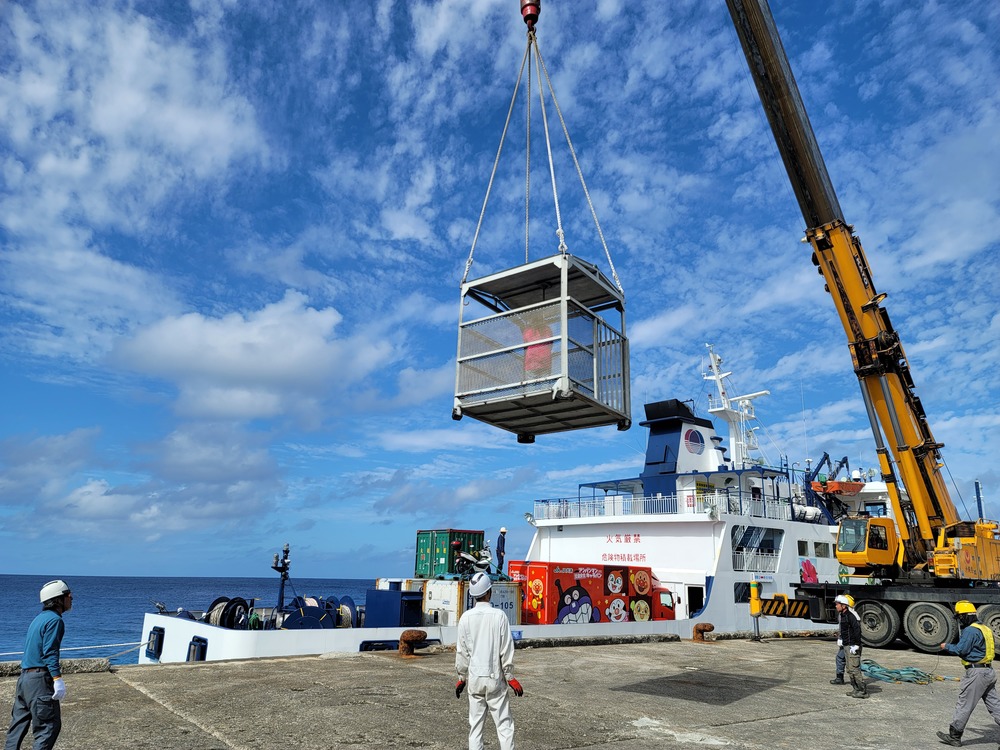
[725,0,1000,652]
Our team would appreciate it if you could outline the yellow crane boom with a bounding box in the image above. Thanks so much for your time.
[724,0,997,579]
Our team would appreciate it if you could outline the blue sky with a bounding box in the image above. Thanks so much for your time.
[2,1,998,579]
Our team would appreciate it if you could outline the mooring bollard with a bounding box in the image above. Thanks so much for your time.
[692,622,715,642]
[398,629,428,657]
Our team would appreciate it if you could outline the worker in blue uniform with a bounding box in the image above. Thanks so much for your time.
[495,527,507,575]
[4,580,73,750]
[936,601,1000,747]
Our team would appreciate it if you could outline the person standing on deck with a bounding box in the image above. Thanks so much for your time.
[936,600,1000,747]
[455,572,523,750]
[495,527,507,574]
[5,580,73,750]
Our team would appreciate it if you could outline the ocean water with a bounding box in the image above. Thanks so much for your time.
[0,574,371,666]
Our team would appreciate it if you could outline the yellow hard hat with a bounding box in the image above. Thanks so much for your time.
[955,601,977,615]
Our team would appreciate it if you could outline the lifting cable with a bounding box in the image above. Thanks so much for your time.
[461,22,624,297]
[461,40,531,286]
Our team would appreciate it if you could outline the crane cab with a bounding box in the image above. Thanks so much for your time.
[836,516,899,570]
[452,253,630,443]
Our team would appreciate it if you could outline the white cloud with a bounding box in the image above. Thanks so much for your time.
[0,428,100,507]
[630,305,704,350]
[2,242,179,363]
[113,290,399,420]
[380,426,508,454]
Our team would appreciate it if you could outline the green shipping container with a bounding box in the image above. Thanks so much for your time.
[414,529,484,578]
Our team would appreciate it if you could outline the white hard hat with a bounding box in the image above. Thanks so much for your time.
[500,527,507,533]
[469,572,492,598]
[40,580,70,603]
[834,594,854,607]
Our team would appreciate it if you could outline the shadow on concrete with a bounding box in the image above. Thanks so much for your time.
[611,669,784,705]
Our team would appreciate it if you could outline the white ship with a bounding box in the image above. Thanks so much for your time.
[522,345,894,630]
[137,346,885,663]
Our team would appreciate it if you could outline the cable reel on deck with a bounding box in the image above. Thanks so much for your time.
[453,0,631,443]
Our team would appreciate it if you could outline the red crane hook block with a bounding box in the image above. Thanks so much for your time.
[520,1,540,30]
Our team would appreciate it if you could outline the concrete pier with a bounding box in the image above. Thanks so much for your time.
[1,637,991,749]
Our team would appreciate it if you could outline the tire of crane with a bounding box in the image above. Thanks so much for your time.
[855,600,900,649]
[976,604,1000,641]
[903,601,958,653]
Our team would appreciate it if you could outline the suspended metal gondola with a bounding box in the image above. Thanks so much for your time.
[452,0,631,443]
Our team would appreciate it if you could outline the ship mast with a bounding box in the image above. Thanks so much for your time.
[704,344,769,469]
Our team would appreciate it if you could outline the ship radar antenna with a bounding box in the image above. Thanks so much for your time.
[704,344,770,469]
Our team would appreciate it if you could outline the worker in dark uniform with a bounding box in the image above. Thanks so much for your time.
[495,527,507,575]
[834,594,867,699]
[4,580,73,750]
[936,600,1000,746]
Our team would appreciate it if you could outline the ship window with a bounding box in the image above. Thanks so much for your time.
[868,525,889,551]
[733,582,751,604]
[731,526,783,552]
[797,540,808,556]
[813,542,831,558]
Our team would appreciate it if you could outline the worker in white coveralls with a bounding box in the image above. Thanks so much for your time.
[455,571,524,750]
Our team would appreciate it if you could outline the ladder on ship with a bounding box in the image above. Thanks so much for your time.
[733,524,770,572]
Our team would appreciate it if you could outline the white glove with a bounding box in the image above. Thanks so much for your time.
[52,678,66,701]
[849,645,859,655]
[837,638,842,647]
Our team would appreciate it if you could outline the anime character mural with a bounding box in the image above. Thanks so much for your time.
[630,596,652,622]
[553,578,600,624]
[631,569,652,596]
[605,568,626,595]
[526,577,545,613]
[605,597,629,622]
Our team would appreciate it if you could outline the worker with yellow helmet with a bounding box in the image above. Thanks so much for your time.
[936,601,1000,746]
[832,593,867,699]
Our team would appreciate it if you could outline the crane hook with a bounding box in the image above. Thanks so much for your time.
[520,0,540,31]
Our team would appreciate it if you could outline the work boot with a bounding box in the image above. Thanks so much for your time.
[935,724,963,746]
[829,675,845,685]
[846,688,868,699]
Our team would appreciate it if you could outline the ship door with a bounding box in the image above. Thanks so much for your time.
[686,585,705,618]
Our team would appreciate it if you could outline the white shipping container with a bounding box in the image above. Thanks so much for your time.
[423,580,522,627]
[467,581,521,627]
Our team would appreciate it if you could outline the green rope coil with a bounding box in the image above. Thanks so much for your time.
[861,659,960,684]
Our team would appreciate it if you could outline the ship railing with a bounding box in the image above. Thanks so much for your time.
[534,493,796,521]
[534,495,677,519]
[732,549,780,572]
